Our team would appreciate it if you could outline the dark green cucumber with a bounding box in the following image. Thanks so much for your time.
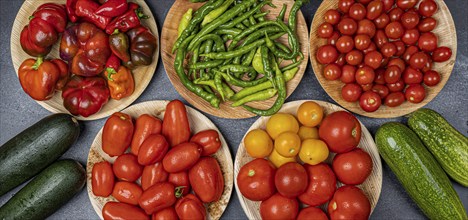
[0,114,80,196]
[0,159,86,220]
[375,122,467,220]
[408,108,468,187]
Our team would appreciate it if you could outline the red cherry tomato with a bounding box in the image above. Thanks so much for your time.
[237,158,276,201]
[403,46,419,63]
[405,84,426,103]
[338,0,355,13]
[355,34,372,51]
[335,54,347,67]
[102,202,149,220]
[112,181,143,205]
[260,193,299,220]
[346,50,364,66]
[396,0,418,9]
[384,65,402,84]
[361,83,374,92]
[393,41,406,56]
[190,129,221,156]
[409,52,430,70]
[338,18,358,35]
[168,171,191,196]
[403,67,423,84]
[319,111,361,153]
[357,19,376,38]
[418,32,438,52]
[372,84,390,99]
[374,30,389,48]
[336,35,355,54]
[139,182,177,215]
[318,22,335,38]
[325,9,341,25]
[419,0,438,17]
[385,92,406,107]
[92,161,114,197]
[349,3,367,21]
[424,70,441,86]
[328,186,371,220]
[374,13,390,29]
[374,68,386,84]
[152,207,178,220]
[298,163,337,206]
[274,162,308,198]
[366,1,383,20]
[387,78,405,92]
[382,0,395,11]
[418,17,437,33]
[388,7,404,22]
[360,91,382,112]
[137,134,169,166]
[342,83,363,102]
[162,142,201,173]
[432,46,452,62]
[364,51,383,69]
[380,42,396,58]
[341,65,357,83]
[113,153,143,182]
[141,162,168,190]
[332,148,373,185]
[317,45,339,64]
[355,66,375,85]
[175,194,206,220]
[402,29,420,45]
[324,63,343,80]
[328,31,341,45]
[297,207,328,220]
[401,11,420,29]
[385,21,405,39]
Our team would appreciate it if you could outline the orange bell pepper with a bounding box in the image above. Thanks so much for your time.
[18,57,60,101]
[106,65,135,100]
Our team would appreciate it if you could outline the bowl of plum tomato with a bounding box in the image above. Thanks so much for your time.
[310,0,457,118]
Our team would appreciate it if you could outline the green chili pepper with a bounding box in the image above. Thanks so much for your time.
[261,46,275,85]
[283,67,299,81]
[277,4,287,22]
[219,65,255,74]
[222,83,235,100]
[276,20,300,59]
[237,28,284,49]
[289,0,309,33]
[265,32,296,60]
[178,8,193,37]
[242,19,251,27]
[228,20,281,50]
[232,88,277,107]
[190,46,200,80]
[252,47,264,74]
[254,10,270,18]
[249,16,257,26]
[281,59,302,72]
[190,60,224,70]
[274,42,291,53]
[214,28,242,36]
[219,0,272,29]
[241,49,256,66]
[202,0,234,27]
[214,72,225,101]
[214,70,268,88]
[235,23,247,30]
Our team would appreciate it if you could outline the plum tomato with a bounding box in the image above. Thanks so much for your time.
[384,65,402,84]
[338,0,355,13]
[237,158,276,201]
[112,181,143,205]
[409,52,430,70]
[299,139,330,166]
[393,41,406,56]
[357,19,376,38]
[260,193,299,220]
[297,207,328,220]
[403,67,423,84]
[418,17,437,33]
[403,45,419,63]
[168,171,191,196]
[374,13,390,29]
[355,65,375,85]
[346,50,364,66]
[382,0,395,11]
[360,91,382,112]
[364,51,383,69]
[319,111,361,153]
[374,68,386,84]
[372,84,390,99]
[113,153,143,182]
[162,142,201,173]
[332,148,373,185]
[418,32,438,52]
[139,182,177,215]
[275,162,308,198]
[141,162,168,190]
[325,9,342,25]
[374,30,389,48]
[266,113,299,140]
[355,34,372,51]
[103,202,149,220]
[175,194,206,220]
[366,0,384,20]
[341,65,357,83]
[423,70,441,86]
[349,3,367,21]
[190,129,221,156]
[244,129,273,158]
[328,186,371,220]
[317,45,339,64]
[188,157,224,203]
[137,134,169,166]
[152,207,178,220]
[336,35,355,54]
[405,84,426,103]
[342,83,363,102]
[318,22,335,38]
[385,21,405,39]
[419,0,438,17]
[402,29,420,45]
[92,161,114,197]
[324,63,343,80]
[387,78,405,92]
[297,101,324,127]
[338,18,358,35]
[298,163,337,206]
[380,42,397,58]
[401,11,420,29]
[384,92,406,107]
[388,7,404,22]
[396,0,418,9]
[432,46,452,62]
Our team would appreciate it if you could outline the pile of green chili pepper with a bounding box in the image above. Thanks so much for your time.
[173,0,309,116]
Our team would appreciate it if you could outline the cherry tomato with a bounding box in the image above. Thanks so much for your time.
[266,113,299,140]
[162,142,201,173]
[139,182,177,215]
[274,162,308,198]
[189,157,224,203]
[162,100,191,147]
[190,129,221,156]
[362,42,377,54]
[357,19,376,38]
[349,3,367,21]
[422,55,433,73]
[237,158,276,201]
[342,83,363,102]
[355,66,375,85]
[403,45,419,63]
[328,31,341,45]
[409,52,430,70]
[424,70,441,86]
[102,202,149,220]
[318,22,335,38]
[328,186,371,220]
[387,78,405,92]
[366,0,383,20]
[175,194,206,220]
[324,63,343,80]
[418,32,438,52]
[298,163,337,206]
[130,114,162,156]
[374,68,386,84]
[401,11,420,29]
[332,148,373,185]
[141,162,168,190]
[405,84,426,103]
[401,29,420,45]
[113,153,143,182]
[338,18,358,35]
[319,111,361,153]
[260,193,299,220]
[275,132,301,158]
[92,161,114,197]
[364,51,383,69]
[357,0,372,4]
[112,181,143,205]
[396,0,418,9]
[418,17,437,33]
[384,65,402,84]
[388,7,404,21]
[385,92,406,107]
[403,67,423,84]
[335,54,347,66]
[374,13,390,29]
[317,45,339,64]
[432,46,452,62]
[102,112,134,157]
[346,50,364,66]
[244,129,274,158]
[385,21,404,39]
[360,91,382,112]
[336,35,355,53]
[355,34,372,51]
[341,65,357,83]
[361,83,374,92]
[380,42,396,58]
[338,0,355,13]
[325,9,341,25]
[137,134,169,166]
[419,0,438,17]
[374,30,389,48]
[152,207,178,220]
[372,84,390,99]
[297,101,324,127]
[297,207,328,220]
[168,171,191,196]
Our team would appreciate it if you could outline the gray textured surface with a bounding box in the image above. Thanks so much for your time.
[0,0,467,219]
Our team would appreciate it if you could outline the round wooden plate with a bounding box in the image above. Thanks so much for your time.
[310,0,457,118]
[11,0,160,121]
[161,0,309,119]
[86,100,233,220]
[234,100,382,219]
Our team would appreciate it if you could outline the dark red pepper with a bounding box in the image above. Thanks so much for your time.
[62,75,110,117]
[66,0,79,22]
[95,0,128,18]
[105,3,149,35]
[75,0,111,30]
[105,53,121,79]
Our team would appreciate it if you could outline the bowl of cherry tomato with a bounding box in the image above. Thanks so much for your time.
[310,0,457,118]
[234,100,382,219]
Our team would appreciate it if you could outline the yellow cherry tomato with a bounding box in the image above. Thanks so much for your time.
[269,149,296,168]
[298,126,319,141]
[299,139,329,165]
[244,129,273,158]
[266,113,299,140]
[297,101,324,127]
[274,131,301,158]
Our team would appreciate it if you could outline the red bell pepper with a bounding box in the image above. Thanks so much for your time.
[50,59,70,91]
[18,57,60,101]
[95,0,128,18]
[66,0,79,22]
[75,0,111,30]
[105,3,149,34]
[62,75,110,117]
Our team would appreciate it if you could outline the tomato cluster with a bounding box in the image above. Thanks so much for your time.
[316,0,452,112]
[238,101,374,219]
[91,100,224,220]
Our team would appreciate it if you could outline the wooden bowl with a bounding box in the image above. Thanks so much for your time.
[86,100,233,220]
[11,0,160,121]
[161,0,309,119]
[234,100,383,219]
[310,0,457,118]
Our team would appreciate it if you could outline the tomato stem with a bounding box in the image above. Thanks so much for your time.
[248,169,255,177]
[175,186,186,198]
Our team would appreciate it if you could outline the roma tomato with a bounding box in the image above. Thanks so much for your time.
[297,207,328,220]
[175,194,206,220]
[163,142,201,173]
[102,202,149,220]
[332,148,373,185]
[328,186,371,220]
[139,182,177,215]
[384,92,406,107]
[274,162,308,198]
[130,114,162,155]
[162,100,191,147]
[113,153,143,182]
[189,157,224,203]
[432,46,452,62]
[112,181,143,205]
[190,129,221,156]
[319,111,361,153]
[102,112,134,157]
[151,207,178,220]
[299,163,337,206]
[141,163,168,191]
[237,158,276,201]
[169,171,191,196]
[92,161,114,197]
[138,134,169,166]
[260,193,299,220]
